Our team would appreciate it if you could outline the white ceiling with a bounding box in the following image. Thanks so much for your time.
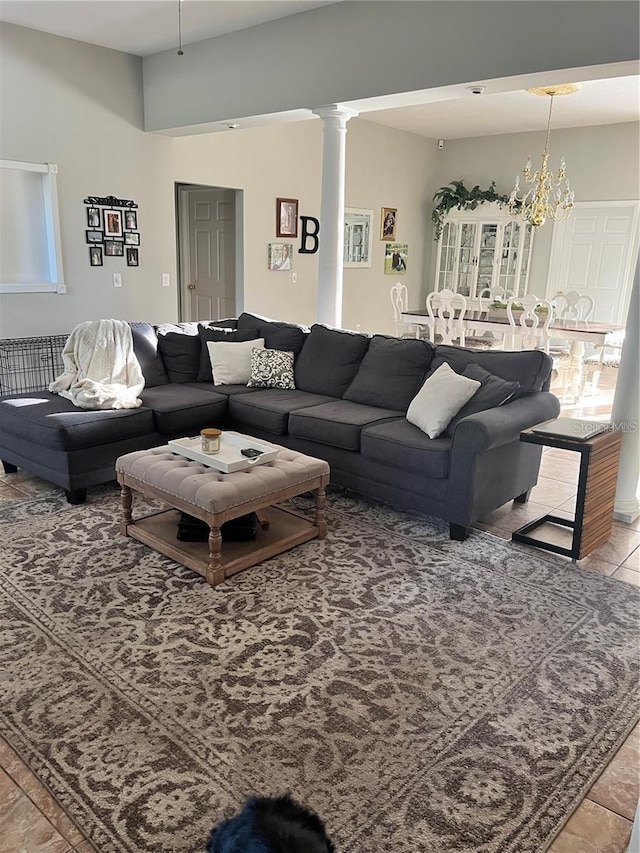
[1,0,638,139]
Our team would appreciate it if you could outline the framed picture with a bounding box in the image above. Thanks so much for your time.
[89,245,103,266]
[344,208,373,268]
[276,198,298,238]
[381,207,397,241]
[103,208,123,238]
[384,242,408,275]
[104,240,124,257]
[268,243,293,271]
[124,231,140,246]
[126,247,139,266]
[87,207,101,228]
[86,230,104,244]
[124,210,137,231]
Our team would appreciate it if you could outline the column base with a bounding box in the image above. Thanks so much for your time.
[613,498,640,525]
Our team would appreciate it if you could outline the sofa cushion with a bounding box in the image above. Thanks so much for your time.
[407,363,481,439]
[237,312,308,355]
[197,326,259,382]
[361,419,451,479]
[207,338,265,385]
[289,401,405,451]
[0,391,154,451]
[129,322,169,387]
[247,348,296,389]
[183,382,261,398]
[155,323,201,383]
[343,335,434,411]
[294,325,369,397]
[431,344,552,393]
[139,384,228,436]
[228,389,338,436]
[444,364,521,436]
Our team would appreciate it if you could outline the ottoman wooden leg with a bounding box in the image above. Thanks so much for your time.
[314,486,327,538]
[120,483,133,534]
[206,525,225,587]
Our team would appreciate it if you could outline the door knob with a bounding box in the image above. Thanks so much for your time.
[187,284,196,290]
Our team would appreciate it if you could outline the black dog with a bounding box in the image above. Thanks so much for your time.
[207,793,335,853]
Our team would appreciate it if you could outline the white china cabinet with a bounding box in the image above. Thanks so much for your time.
[434,203,534,301]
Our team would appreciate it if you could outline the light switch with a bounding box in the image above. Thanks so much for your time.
[162,273,171,287]
[113,273,122,288]
[291,272,298,284]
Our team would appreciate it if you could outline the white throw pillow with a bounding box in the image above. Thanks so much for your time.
[406,362,481,439]
[207,338,265,385]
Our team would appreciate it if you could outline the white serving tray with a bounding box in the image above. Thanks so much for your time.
[168,431,278,473]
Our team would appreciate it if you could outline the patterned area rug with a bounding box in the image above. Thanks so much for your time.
[1,486,639,853]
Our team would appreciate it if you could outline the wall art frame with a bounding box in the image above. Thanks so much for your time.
[381,207,397,241]
[276,198,298,238]
[103,209,123,238]
[344,207,373,268]
[89,245,103,266]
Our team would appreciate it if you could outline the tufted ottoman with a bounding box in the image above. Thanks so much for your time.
[115,443,330,587]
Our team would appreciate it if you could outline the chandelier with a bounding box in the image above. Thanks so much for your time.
[508,84,579,228]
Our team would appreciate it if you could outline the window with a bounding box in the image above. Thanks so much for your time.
[0,159,65,294]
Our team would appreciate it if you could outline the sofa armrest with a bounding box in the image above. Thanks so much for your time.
[450,392,561,456]
[445,392,561,529]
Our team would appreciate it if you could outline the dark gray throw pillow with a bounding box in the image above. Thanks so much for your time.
[129,322,169,387]
[294,324,369,397]
[343,335,434,412]
[197,326,258,382]
[237,312,308,355]
[155,323,202,383]
[444,363,520,436]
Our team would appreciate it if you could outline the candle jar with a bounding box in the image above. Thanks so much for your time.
[201,428,221,454]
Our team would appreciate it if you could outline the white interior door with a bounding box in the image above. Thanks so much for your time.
[182,188,236,321]
[547,201,640,323]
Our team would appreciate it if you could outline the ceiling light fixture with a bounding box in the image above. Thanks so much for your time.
[508,83,580,228]
[177,0,184,56]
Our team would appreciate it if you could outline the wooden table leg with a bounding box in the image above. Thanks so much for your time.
[314,486,327,538]
[206,525,225,587]
[120,482,133,535]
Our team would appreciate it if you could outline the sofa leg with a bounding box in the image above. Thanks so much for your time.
[514,489,532,504]
[2,460,18,474]
[449,523,469,541]
[65,488,87,505]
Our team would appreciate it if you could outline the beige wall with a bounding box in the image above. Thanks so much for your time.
[425,122,640,295]
[0,23,177,338]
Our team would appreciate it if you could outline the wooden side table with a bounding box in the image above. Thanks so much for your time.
[512,420,622,561]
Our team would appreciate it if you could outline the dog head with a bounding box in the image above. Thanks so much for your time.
[207,793,335,853]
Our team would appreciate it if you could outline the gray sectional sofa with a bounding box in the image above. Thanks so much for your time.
[0,313,560,539]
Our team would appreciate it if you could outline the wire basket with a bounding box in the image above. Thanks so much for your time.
[0,334,68,394]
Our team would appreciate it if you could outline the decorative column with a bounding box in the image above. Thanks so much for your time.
[312,104,358,328]
[612,258,640,523]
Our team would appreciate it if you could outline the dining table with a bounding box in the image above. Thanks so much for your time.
[401,309,626,400]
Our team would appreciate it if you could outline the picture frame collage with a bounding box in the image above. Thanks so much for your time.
[269,197,298,270]
[342,205,408,273]
[86,199,140,267]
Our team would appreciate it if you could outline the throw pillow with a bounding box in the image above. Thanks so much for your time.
[207,338,265,386]
[444,363,521,436]
[197,326,258,382]
[294,324,369,397]
[155,322,201,383]
[247,348,296,389]
[406,362,481,439]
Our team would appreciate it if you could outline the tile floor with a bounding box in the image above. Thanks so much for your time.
[1,371,638,852]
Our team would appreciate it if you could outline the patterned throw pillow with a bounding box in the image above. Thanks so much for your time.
[247,348,296,389]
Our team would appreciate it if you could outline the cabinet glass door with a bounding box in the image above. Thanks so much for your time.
[477,223,498,296]
[517,226,532,297]
[497,221,521,295]
[456,223,477,297]
[438,221,457,291]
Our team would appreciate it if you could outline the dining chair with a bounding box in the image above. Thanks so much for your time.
[549,290,595,399]
[465,286,516,349]
[506,294,553,352]
[425,289,467,345]
[389,282,422,338]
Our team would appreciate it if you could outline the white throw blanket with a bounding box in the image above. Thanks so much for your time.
[49,319,144,410]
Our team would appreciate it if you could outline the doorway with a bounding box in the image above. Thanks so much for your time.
[176,184,244,321]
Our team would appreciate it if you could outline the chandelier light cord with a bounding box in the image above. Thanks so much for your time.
[177,0,184,56]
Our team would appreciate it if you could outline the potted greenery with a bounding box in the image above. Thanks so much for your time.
[431,180,511,241]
